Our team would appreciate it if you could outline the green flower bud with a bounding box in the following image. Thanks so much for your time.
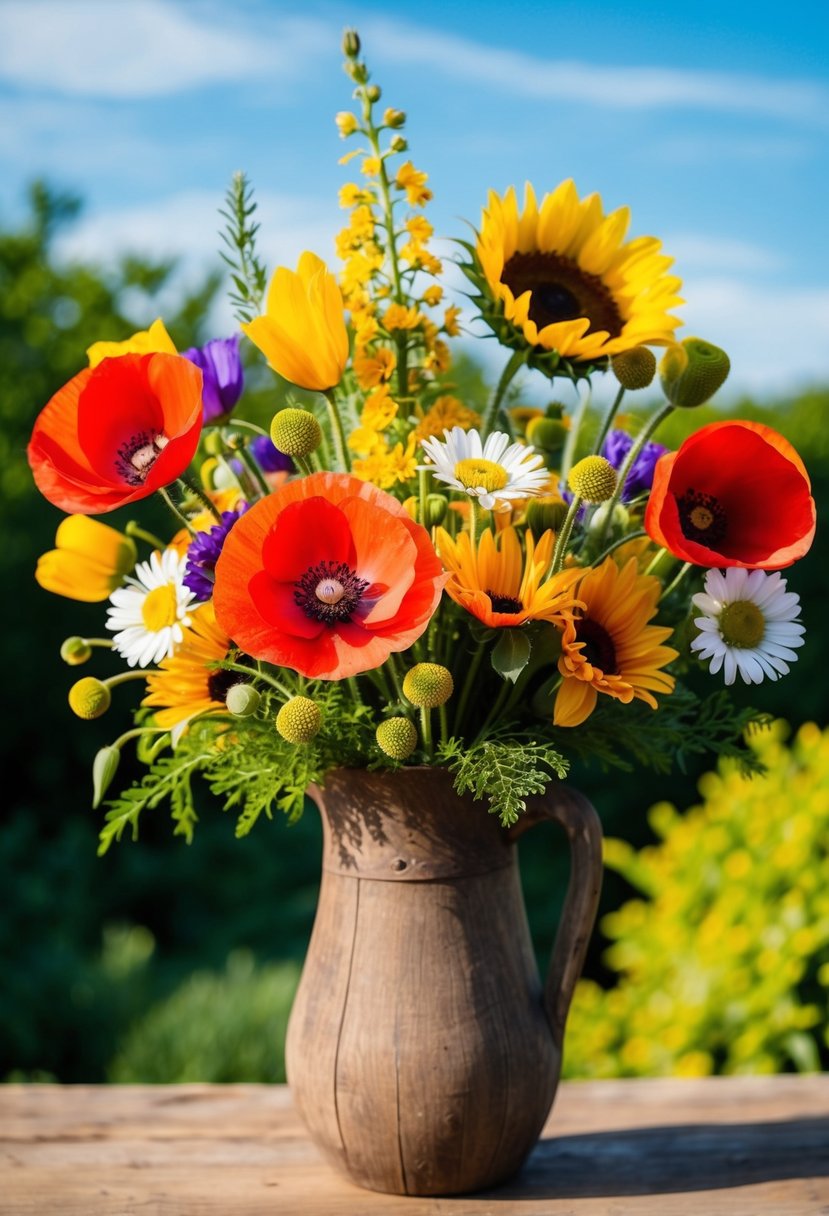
[68,677,111,720]
[376,717,418,761]
[660,338,730,408]
[270,408,322,458]
[526,416,568,450]
[365,84,381,103]
[383,108,406,129]
[276,696,322,744]
[588,501,630,538]
[545,401,567,420]
[567,456,617,504]
[403,663,454,708]
[226,684,261,718]
[342,28,361,57]
[611,346,657,390]
[525,496,569,539]
[389,134,408,154]
[424,493,448,527]
[61,636,92,666]
[92,745,120,809]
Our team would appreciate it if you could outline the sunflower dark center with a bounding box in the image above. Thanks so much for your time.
[677,488,727,547]
[501,251,623,338]
[486,591,524,615]
[115,430,169,486]
[576,618,617,674]
[207,669,238,703]
[294,560,370,625]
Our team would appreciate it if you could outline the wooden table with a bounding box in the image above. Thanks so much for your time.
[2,1076,827,1214]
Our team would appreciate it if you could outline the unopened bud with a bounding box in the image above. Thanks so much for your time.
[525,497,569,539]
[389,134,408,154]
[612,346,657,390]
[335,111,359,138]
[226,684,261,718]
[68,677,111,720]
[588,501,630,537]
[526,417,568,450]
[270,408,322,458]
[403,663,454,708]
[342,28,361,57]
[568,456,617,504]
[545,402,566,420]
[660,337,730,408]
[383,108,406,129]
[376,717,418,761]
[92,745,120,809]
[424,494,448,527]
[365,84,381,103]
[61,636,92,666]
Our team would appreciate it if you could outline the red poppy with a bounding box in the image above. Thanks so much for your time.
[213,472,447,679]
[644,420,815,570]
[28,353,203,514]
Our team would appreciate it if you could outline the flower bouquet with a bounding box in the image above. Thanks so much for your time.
[26,28,817,1194]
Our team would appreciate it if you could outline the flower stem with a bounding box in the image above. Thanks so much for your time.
[220,660,294,700]
[420,705,433,756]
[178,475,223,522]
[235,446,270,499]
[125,521,167,551]
[104,671,149,689]
[596,402,675,551]
[323,389,351,472]
[660,561,693,601]
[439,704,449,747]
[590,528,647,568]
[560,380,591,482]
[481,349,525,440]
[294,455,314,477]
[550,494,583,575]
[592,385,625,456]
[158,486,196,536]
[112,726,167,750]
[452,640,486,737]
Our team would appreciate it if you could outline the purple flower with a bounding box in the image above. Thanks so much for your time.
[183,507,247,601]
[249,434,294,475]
[183,336,244,423]
[602,429,669,500]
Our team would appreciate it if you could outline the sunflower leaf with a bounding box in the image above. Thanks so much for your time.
[491,628,532,684]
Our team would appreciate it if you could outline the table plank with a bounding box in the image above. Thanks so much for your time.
[1,1077,828,1215]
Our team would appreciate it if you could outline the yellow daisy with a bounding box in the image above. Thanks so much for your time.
[554,558,677,728]
[474,180,683,374]
[436,525,582,629]
[142,602,233,730]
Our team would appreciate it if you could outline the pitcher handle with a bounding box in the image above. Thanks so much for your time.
[507,786,603,1048]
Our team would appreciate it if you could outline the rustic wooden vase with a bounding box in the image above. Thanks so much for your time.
[285,766,603,1196]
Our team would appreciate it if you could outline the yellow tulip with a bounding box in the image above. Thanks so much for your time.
[86,318,177,368]
[36,516,137,602]
[242,252,349,392]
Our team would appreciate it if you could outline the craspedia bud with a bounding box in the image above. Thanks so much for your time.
[68,677,111,720]
[567,456,617,504]
[342,28,360,57]
[92,745,120,809]
[660,337,730,408]
[270,408,322,458]
[276,696,322,744]
[424,494,448,527]
[525,496,569,539]
[611,346,657,390]
[61,636,92,666]
[403,663,454,708]
[376,717,418,761]
[226,684,261,718]
[526,416,568,450]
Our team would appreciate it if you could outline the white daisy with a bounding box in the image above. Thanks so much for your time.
[106,548,196,668]
[420,426,549,512]
[690,567,804,686]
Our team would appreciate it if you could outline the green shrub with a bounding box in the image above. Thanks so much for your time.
[109,951,300,1082]
[564,721,829,1078]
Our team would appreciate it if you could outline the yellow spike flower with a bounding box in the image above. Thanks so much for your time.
[87,318,177,368]
[443,305,462,337]
[415,396,480,441]
[354,347,396,390]
[395,161,433,206]
[242,252,348,392]
[383,303,422,331]
[36,516,137,602]
[436,525,582,629]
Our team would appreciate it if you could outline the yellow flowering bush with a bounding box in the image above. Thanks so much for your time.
[564,720,829,1077]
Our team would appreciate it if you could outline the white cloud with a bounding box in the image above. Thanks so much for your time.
[665,234,784,274]
[0,0,327,98]
[364,17,829,125]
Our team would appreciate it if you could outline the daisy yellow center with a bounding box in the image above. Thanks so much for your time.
[501,252,623,337]
[453,458,509,493]
[141,584,179,631]
[719,600,765,649]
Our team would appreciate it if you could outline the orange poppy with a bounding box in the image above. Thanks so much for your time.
[27,353,203,514]
[213,472,447,680]
[644,420,815,570]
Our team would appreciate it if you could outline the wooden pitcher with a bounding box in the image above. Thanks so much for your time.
[285,766,603,1196]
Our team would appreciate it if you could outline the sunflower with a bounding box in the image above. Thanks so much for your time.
[554,558,677,727]
[142,602,233,729]
[471,181,683,378]
[436,525,582,629]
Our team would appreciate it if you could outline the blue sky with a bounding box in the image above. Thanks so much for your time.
[1,0,828,397]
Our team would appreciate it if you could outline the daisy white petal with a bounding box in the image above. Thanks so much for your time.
[106,548,194,668]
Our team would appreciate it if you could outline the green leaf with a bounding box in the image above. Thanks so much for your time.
[491,628,532,684]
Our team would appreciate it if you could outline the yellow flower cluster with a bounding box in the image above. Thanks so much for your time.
[563,721,829,1079]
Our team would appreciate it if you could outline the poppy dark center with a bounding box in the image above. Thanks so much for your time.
[294,560,369,625]
[486,591,524,615]
[501,251,623,338]
[115,430,169,486]
[677,488,727,547]
[207,668,239,703]
[576,617,617,674]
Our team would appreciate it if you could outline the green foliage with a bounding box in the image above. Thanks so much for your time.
[219,171,268,324]
[564,721,829,1078]
[442,735,568,826]
[109,951,300,1083]
[552,685,771,776]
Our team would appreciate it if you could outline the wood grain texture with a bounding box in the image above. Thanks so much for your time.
[287,768,602,1195]
[2,1077,828,1214]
